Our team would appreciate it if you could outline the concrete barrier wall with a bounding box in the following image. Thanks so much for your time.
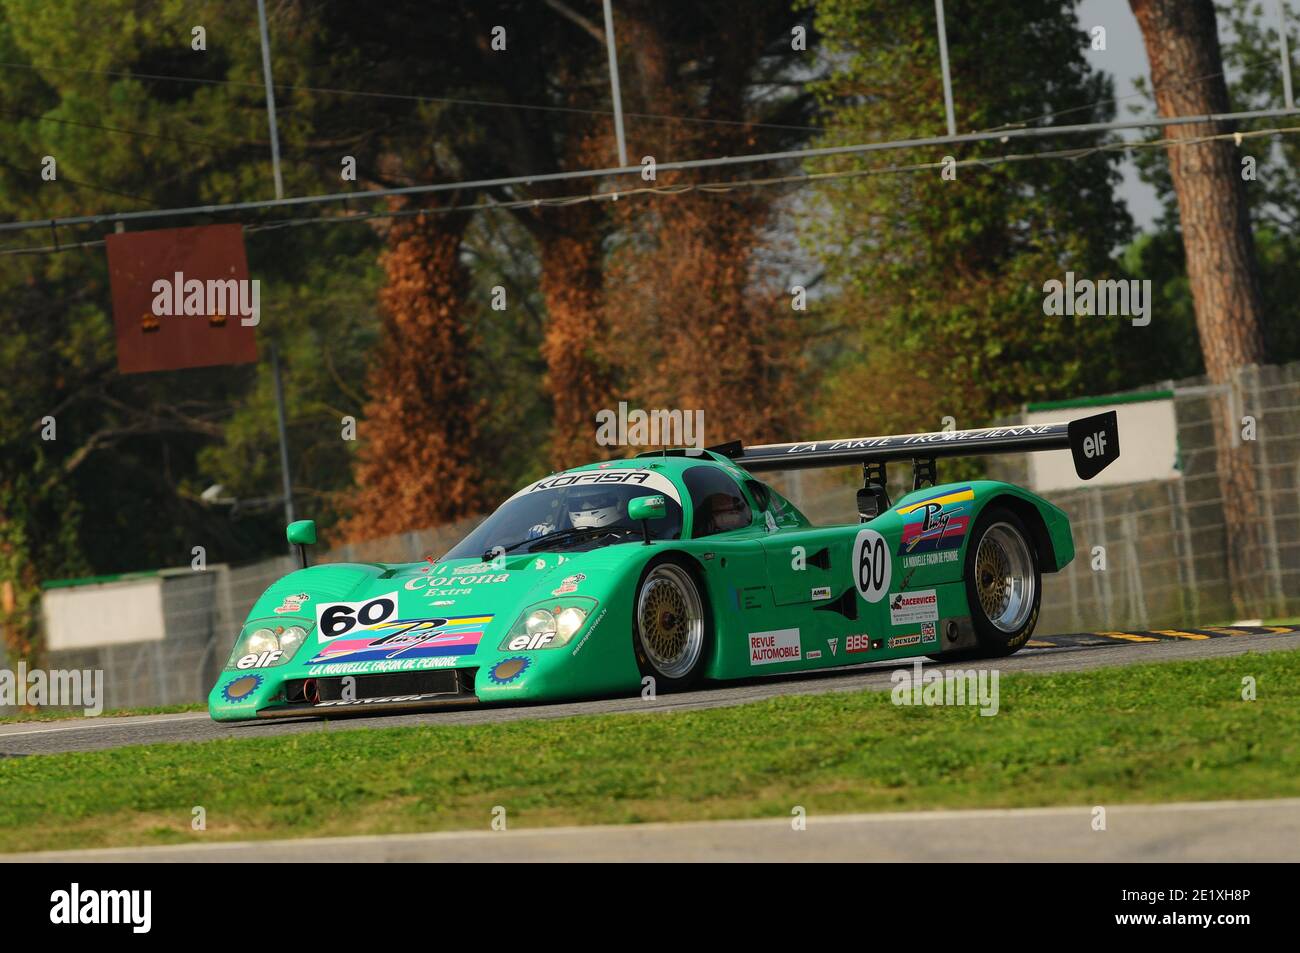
[22,516,487,713]
[45,569,224,710]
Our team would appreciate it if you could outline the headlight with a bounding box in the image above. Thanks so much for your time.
[525,609,556,637]
[555,606,587,640]
[502,596,597,651]
[226,621,314,670]
[279,626,308,654]
[246,628,279,654]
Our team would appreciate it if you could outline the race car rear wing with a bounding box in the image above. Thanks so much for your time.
[730,410,1119,479]
[709,410,1119,516]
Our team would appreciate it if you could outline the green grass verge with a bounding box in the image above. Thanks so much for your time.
[0,703,204,724]
[0,649,1296,853]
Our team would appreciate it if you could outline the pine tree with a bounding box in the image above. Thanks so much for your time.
[1129,0,1270,614]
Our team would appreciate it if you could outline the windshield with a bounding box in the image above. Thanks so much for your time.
[444,473,684,559]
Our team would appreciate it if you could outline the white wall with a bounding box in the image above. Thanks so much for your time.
[42,576,167,650]
[1027,398,1180,492]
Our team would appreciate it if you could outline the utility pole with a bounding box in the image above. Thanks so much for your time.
[270,343,296,543]
[934,0,957,136]
[256,0,285,199]
[602,0,629,167]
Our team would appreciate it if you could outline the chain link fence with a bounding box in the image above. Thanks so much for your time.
[1005,363,1299,632]
[774,362,1300,633]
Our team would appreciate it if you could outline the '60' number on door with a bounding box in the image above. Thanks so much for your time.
[852,529,890,603]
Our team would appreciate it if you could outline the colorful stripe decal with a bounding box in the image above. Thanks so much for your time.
[896,485,974,515]
[307,615,492,665]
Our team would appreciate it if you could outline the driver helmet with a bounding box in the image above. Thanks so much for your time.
[568,488,624,529]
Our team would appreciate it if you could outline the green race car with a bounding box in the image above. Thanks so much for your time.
[208,411,1119,720]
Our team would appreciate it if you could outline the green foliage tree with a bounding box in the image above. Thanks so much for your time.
[0,2,405,659]
[803,0,1136,442]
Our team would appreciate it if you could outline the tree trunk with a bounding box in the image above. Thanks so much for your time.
[1130,0,1270,616]
[343,206,487,540]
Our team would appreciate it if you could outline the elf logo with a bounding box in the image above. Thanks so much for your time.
[506,632,557,651]
[1081,431,1107,459]
[1067,411,1120,481]
[236,650,283,669]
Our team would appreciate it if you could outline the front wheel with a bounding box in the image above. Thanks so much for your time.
[632,557,710,691]
[964,506,1041,657]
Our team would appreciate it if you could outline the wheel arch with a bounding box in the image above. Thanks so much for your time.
[652,549,716,634]
[981,492,1066,573]
[639,546,712,594]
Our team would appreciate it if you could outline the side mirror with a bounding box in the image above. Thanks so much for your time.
[628,495,666,545]
[857,487,886,523]
[628,495,667,522]
[286,519,316,568]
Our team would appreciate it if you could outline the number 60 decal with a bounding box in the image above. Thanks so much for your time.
[315,591,399,640]
[851,529,891,603]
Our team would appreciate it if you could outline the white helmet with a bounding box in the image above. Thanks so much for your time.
[568,490,623,529]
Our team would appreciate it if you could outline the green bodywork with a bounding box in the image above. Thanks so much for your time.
[209,453,1074,721]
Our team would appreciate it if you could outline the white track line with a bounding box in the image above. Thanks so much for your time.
[0,712,210,738]
[5,797,1298,860]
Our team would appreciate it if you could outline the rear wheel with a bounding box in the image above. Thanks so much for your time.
[632,557,710,691]
[964,506,1041,657]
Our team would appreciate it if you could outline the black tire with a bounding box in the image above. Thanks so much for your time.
[963,505,1041,658]
[631,555,711,692]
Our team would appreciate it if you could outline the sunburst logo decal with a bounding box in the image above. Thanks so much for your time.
[488,657,530,685]
[221,674,263,702]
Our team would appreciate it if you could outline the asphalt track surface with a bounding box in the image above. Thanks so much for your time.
[6,798,1298,862]
[2,623,1295,757]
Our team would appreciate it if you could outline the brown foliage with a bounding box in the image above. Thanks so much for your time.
[605,192,804,447]
[599,7,805,449]
[538,203,614,468]
[341,207,489,541]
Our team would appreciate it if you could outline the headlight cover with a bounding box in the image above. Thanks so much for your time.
[226,621,313,670]
[501,596,598,651]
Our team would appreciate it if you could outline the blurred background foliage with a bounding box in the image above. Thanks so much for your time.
[0,0,1296,605]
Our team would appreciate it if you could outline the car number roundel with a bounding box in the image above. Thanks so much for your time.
[316,591,399,641]
[852,529,891,603]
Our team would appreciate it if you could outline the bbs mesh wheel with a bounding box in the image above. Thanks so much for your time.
[964,506,1041,657]
[632,557,710,691]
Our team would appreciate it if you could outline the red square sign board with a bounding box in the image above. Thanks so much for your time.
[106,223,258,374]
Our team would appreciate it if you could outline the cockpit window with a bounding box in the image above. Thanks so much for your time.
[683,466,754,538]
[445,480,683,559]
